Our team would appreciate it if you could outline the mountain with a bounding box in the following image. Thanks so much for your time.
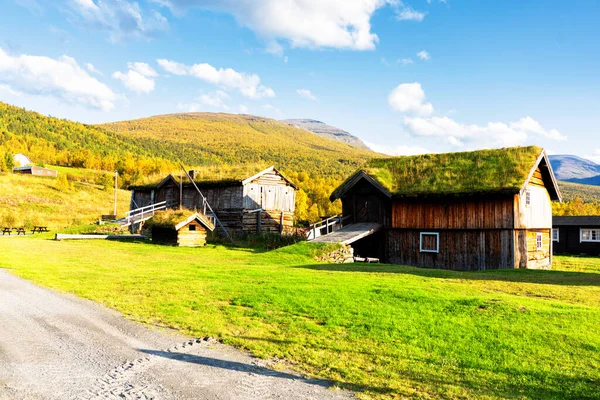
[281,119,370,150]
[101,113,375,178]
[549,154,600,181]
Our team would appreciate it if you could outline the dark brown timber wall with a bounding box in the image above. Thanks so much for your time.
[385,229,515,270]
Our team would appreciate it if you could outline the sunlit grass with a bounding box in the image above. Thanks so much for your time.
[1,238,599,399]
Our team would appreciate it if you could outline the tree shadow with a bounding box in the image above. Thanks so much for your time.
[290,263,600,286]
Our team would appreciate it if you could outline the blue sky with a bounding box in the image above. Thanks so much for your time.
[1,0,599,160]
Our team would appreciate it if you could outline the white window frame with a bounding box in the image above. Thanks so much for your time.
[552,228,559,242]
[419,232,439,253]
[536,233,543,250]
[580,228,600,243]
[525,190,531,207]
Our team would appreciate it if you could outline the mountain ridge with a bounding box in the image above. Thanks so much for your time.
[282,118,370,150]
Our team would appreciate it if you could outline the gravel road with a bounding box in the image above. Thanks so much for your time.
[0,270,352,400]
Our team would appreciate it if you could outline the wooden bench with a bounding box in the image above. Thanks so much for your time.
[14,227,26,236]
[32,226,49,234]
[2,227,12,235]
[101,215,116,222]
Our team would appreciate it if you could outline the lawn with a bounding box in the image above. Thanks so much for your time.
[1,237,599,399]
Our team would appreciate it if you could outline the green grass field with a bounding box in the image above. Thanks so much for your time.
[1,237,599,399]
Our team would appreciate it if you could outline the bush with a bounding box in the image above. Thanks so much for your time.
[55,174,70,192]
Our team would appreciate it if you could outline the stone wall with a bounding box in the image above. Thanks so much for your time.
[315,244,354,264]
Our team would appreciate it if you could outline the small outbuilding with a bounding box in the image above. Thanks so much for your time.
[552,216,600,256]
[13,166,58,177]
[148,210,214,247]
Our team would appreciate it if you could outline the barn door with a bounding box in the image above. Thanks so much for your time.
[355,195,380,223]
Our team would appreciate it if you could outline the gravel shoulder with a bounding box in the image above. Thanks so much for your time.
[0,269,352,400]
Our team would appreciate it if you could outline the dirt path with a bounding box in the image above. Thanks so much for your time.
[0,270,352,400]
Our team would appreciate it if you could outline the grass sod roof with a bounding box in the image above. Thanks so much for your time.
[129,164,297,190]
[331,146,546,199]
[146,209,214,231]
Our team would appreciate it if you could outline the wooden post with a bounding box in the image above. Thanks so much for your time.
[257,211,261,233]
[113,171,118,217]
[280,212,284,233]
[179,173,183,210]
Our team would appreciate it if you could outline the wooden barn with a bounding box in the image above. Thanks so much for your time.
[328,146,562,270]
[148,210,214,247]
[13,166,58,177]
[130,166,297,236]
[552,216,600,256]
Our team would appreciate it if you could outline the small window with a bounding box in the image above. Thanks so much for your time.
[525,190,531,206]
[189,224,196,231]
[420,232,439,253]
[552,229,559,242]
[536,233,543,250]
[581,228,600,242]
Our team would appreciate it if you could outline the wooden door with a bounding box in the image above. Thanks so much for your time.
[355,195,380,223]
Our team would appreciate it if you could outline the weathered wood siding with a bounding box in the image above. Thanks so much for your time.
[514,168,553,229]
[524,229,551,269]
[385,229,515,270]
[340,178,390,225]
[242,210,295,233]
[181,186,243,211]
[391,197,514,229]
[176,221,207,247]
[243,172,295,212]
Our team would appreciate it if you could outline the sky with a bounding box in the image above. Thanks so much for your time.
[1,0,599,160]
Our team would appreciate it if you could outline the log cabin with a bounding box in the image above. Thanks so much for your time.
[130,166,297,236]
[552,216,600,256]
[329,146,562,270]
[147,210,213,247]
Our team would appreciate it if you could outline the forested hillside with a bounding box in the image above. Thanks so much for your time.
[0,103,376,224]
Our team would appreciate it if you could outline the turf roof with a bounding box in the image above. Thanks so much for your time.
[146,209,213,230]
[332,146,545,199]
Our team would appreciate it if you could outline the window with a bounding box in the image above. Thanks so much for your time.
[525,190,531,206]
[189,224,196,231]
[420,232,439,253]
[552,229,559,242]
[536,233,543,250]
[580,228,600,242]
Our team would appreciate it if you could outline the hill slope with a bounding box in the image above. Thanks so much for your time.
[282,119,370,150]
[101,113,375,178]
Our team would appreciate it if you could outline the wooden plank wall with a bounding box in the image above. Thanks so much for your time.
[391,197,514,229]
[177,222,207,247]
[514,184,552,230]
[243,172,295,212]
[242,210,294,233]
[524,229,551,269]
[386,229,515,270]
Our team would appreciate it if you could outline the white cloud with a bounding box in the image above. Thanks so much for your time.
[198,90,229,109]
[388,82,434,116]
[112,62,157,94]
[262,104,282,117]
[397,8,426,21]
[389,82,567,149]
[239,104,249,114]
[127,62,158,77]
[0,47,116,111]
[297,89,317,101]
[416,50,430,60]
[85,62,103,76]
[152,0,394,51]
[400,58,413,66]
[156,58,275,99]
[68,0,169,42]
[364,141,429,156]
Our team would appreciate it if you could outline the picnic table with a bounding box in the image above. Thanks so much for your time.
[2,227,25,235]
[32,226,49,234]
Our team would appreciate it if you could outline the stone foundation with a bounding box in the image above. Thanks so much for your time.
[315,244,354,264]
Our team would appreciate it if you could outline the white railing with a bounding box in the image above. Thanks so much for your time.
[122,200,178,226]
[307,215,352,241]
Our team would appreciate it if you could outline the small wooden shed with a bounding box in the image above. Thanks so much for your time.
[148,210,214,247]
[552,216,600,256]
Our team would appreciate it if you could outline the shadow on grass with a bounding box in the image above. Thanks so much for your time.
[290,263,600,286]
[138,348,396,395]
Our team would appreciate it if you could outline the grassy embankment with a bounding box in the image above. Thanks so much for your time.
[0,169,130,229]
[0,237,598,399]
